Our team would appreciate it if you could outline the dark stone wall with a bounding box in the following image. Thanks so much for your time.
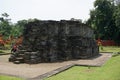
[9,20,99,64]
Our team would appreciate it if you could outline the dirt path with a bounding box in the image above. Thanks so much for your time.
[0,53,112,80]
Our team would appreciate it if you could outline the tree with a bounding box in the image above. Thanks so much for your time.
[8,18,38,38]
[0,13,12,39]
[11,20,28,37]
[113,3,120,43]
[88,0,116,40]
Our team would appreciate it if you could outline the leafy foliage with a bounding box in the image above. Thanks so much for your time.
[87,0,120,43]
[0,13,12,39]
[11,20,27,37]
[114,3,120,43]
[0,13,27,39]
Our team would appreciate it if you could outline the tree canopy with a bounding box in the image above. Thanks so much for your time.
[0,13,12,39]
[87,0,120,43]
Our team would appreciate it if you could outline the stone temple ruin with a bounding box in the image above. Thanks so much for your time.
[9,20,99,64]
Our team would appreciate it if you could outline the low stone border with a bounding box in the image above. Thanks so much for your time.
[30,64,75,80]
[29,53,112,80]
[101,52,113,53]
[30,64,105,80]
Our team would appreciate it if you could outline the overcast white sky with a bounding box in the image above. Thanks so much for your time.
[0,0,95,23]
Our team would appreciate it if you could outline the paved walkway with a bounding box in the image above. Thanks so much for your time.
[0,53,112,80]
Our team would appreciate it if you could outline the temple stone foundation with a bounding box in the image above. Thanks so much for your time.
[9,20,99,64]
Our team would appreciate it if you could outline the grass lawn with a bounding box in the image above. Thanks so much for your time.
[45,54,120,80]
[0,75,23,80]
[100,46,120,53]
[0,50,11,54]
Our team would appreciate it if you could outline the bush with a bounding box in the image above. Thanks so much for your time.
[4,44,11,50]
[0,50,4,53]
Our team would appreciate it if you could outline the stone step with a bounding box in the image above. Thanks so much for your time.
[13,60,21,64]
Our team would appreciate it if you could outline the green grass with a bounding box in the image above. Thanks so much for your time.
[45,55,120,80]
[0,50,11,54]
[0,75,23,80]
[100,46,120,53]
